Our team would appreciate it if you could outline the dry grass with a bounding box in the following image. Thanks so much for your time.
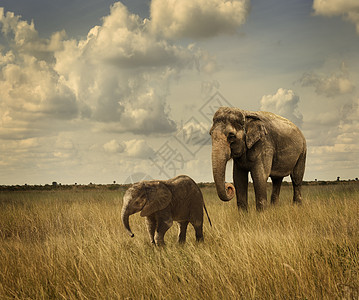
[0,183,358,299]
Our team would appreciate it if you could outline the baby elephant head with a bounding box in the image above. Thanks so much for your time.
[121,181,171,238]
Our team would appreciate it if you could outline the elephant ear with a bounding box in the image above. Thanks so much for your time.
[140,182,171,217]
[245,115,267,149]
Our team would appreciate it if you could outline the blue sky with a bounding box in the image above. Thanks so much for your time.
[0,0,358,185]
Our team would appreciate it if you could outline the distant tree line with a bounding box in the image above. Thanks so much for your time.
[0,183,130,192]
[1,179,358,192]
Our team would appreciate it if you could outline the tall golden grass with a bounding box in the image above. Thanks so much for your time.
[0,183,358,299]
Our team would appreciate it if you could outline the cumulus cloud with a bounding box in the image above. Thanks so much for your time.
[1,1,248,140]
[0,1,256,184]
[76,3,194,69]
[103,139,126,154]
[150,0,250,39]
[260,88,303,127]
[0,55,78,116]
[177,120,211,145]
[0,8,66,60]
[53,2,202,134]
[50,134,79,160]
[300,62,355,97]
[1,3,223,141]
[124,139,155,159]
[104,138,154,159]
[0,9,79,139]
[306,98,359,175]
[116,88,177,134]
[338,98,359,144]
[303,97,358,149]
[312,0,359,33]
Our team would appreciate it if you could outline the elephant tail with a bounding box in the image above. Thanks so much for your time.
[203,202,212,227]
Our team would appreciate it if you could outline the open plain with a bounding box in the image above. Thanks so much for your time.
[0,182,358,299]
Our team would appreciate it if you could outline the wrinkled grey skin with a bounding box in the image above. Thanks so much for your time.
[210,107,307,211]
[121,175,205,246]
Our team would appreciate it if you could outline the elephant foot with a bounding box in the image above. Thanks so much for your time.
[293,197,303,205]
[270,195,279,205]
[237,201,248,211]
[256,200,266,211]
[196,236,204,243]
[178,238,186,244]
[293,188,303,204]
[155,238,166,247]
[194,225,204,242]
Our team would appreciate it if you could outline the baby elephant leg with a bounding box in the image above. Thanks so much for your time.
[195,226,204,242]
[177,221,189,244]
[191,222,204,242]
[155,217,173,246]
[145,215,156,245]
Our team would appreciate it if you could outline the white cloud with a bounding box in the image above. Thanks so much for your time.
[103,138,154,159]
[178,120,211,145]
[103,139,125,154]
[298,62,357,154]
[116,88,177,134]
[0,8,78,139]
[304,97,359,179]
[1,2,242,140]
[260,88,303,127]
[0,56,77,115]
[79,3,194,69]
[2,2,244,184]
[124,139,155,159]
[338,98,359,144]
[55,134,76,151]
[51,134,79,161]
[0,133,80,182]
[0,3,215,139]
[150,0,250,39]
[0,8,66,60]
[300,62,355,97]
[313,0,359,33]
[191,46,220,74]
[53,2,200,134]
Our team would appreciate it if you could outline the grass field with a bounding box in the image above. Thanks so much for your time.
[0,183,358,299]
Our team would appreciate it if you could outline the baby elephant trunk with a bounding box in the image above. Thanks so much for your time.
[121,207,134,238]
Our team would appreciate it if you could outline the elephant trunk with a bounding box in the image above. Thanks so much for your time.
[121,206,134,238]
[211,132,235,201]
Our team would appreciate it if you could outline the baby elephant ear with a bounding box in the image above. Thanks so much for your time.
[140,182,171,217]
[245,117,267,149]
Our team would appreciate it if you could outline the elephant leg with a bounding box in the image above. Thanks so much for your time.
[178,221,189,244]
[251,165,270,211]
[145,215,157,244]
[155,217,173,246]
[290,176,303,204]
[233,160,249,211]
[290,152,306,204]
[270,177,283,205]
[193,224,204,242]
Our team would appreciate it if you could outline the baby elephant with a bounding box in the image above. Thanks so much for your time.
[121,175,211,245]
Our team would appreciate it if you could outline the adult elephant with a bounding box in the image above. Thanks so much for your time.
[210,107,306,211]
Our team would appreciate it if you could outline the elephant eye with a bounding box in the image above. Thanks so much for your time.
[227,132,236,142]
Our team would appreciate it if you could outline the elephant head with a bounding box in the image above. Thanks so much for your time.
[121,181,171,237]
[210,107,267,201]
